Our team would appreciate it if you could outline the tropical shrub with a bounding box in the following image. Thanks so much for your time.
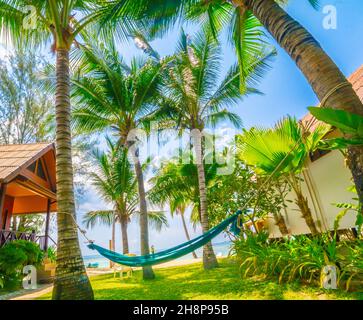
[46,246,57,264]
[0,240,43,289]
[234,233,363,291]
[333,185,363,236]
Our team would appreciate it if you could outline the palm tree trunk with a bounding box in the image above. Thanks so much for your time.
[52,49,93,300]
[273,213,289,236]
[288,174,319,235]
[120,215,129,254]
[180,213,198,259]
[193,134,218,269]
[240,0,363,207]
[132,151,155,279]
[111,216,116,252]
[110,216,115,268]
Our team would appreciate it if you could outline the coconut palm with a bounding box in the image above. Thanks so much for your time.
[71,39,169,279]
[159,29,274,269]
[0,0,121,299]
[149,156,222,259]
[238,116,330,235]
[105,0,363,213]
[83,138,168,254]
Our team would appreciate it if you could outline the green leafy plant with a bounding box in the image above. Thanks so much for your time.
[0,240,43,289]
[46,246,57,264]
[234,232,363,291]
[333,185,363,236]
[308,107,363,150]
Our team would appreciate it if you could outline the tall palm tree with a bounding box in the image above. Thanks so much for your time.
[71,39,168,279]
[83,138,168,254]
[238,116,330,235]
[0,0,119,299]
[106,0,363,213]
[160,29,273,269]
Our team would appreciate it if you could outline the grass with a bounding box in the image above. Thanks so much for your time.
[37,258,363,300]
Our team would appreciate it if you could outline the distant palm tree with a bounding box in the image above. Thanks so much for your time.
[159,29,274,269]
[71,39,168,279]
[238,116,330,235]
[83,138,168,254]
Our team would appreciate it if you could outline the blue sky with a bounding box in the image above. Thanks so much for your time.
[77,0,363,256]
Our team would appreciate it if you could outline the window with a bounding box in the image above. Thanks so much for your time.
[37,160,47,180]
[26,159,48,181]
[309,149,331,162]
[27,162,36,173]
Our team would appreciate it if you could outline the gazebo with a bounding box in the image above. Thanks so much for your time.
[0,143,57,251]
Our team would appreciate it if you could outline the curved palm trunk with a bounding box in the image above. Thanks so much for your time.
[180,213,198,259]
[240,0,363,207]
[120,215,129,254]
[52,49,93,300]
[193,134,218,269]
[132,153,155,279]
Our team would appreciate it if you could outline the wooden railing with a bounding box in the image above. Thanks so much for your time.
[0,230,56,251]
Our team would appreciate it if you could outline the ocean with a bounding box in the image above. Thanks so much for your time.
[83,241,233,268]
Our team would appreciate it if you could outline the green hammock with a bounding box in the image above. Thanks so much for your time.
[87,210,243,267]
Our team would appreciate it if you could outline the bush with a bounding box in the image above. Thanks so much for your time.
[0,240,44,289]
[233,232,363,291]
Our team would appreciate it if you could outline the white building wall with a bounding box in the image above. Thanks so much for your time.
[267,150,357,237]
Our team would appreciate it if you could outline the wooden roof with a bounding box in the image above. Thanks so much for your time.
[0,143,55,184]
[302,64,363,131]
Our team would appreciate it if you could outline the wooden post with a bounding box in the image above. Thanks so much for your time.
[44,199,51,252]
[0,183,7,231]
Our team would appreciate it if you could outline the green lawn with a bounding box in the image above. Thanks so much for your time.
[37,258,363,300]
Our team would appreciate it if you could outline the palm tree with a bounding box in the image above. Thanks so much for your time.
[238,116,330,235]
[160,29,274,269]
[149,159,212,260]
[71,39,168,279]
[0,0,120,299]
[83,138,168,254]
[83,137,137,254]
[105,0,363,215]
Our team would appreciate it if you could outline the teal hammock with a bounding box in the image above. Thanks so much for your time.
[87,210,243,267]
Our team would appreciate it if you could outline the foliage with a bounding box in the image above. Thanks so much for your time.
[0,49,54,144]
[83,138,168,237]
[46,246,57,264]
[149,151,221,225]
[234,233,363,291]
[308,107,363,150]
[208,159,289,228]
[333,185,363,236]
[0,240,43,289]
[14,214,45,234]
[237,116,329,234]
